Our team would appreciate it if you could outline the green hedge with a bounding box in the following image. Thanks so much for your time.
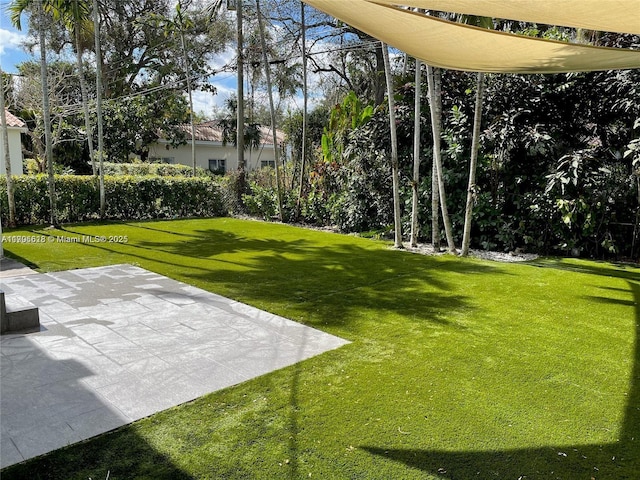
[0,175,227,226]
[101,162,209,177]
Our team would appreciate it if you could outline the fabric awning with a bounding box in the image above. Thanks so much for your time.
[302,0,640,73]
[368,0,640,35]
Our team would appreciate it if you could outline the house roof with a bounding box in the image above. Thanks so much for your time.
[3,109,26,128]
[179,121,286,145]
[303,0,640,74]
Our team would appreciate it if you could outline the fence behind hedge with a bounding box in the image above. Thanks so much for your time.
[0,175,227,226]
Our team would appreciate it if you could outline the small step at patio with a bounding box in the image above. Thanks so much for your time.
[0,290,40,334]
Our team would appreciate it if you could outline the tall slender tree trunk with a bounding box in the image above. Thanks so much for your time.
[180,28,197,176]
[236,0,245,199]
[431,68,442,249]
[382,43,404,249]
[373,43,386,106]
[426,64,456,253]
[93,0,105,218]
[74,9,96,177]
[431,156,441,248]
[256,0,283,222]
[295,2,308,221]
[402,53,410,76]
[461,72,485,256]
[410,58,422,247]
[1,69,16,228]
[38,3,56,227]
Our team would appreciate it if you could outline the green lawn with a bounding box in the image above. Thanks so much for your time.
[2,218,639,479]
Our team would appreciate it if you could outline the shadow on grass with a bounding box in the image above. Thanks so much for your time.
[0,250,39,270]
[363,280,640,479]
[530,257,640,281]
[1,429,195,480]
[57,224,500,332]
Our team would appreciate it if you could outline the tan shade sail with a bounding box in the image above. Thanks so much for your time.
[368,0,640,35]
[302,0,640,73]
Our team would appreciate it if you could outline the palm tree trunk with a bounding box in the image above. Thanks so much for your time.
[382,43,404,249]
[1,69,16,227]
[431,67,442,249]
[431,155,441,248]
[256,0,283,222]
[295,2,308,221]
[38,2,56,227]
[75,16,96,177]
[180,29,197,176]
[426,64,456,253]
[461,72,485,256]
[93,0,105,218]
[236,0,245,199]
[431,160,441,247]
[410,58,422,247]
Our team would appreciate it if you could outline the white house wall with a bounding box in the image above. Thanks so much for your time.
[0,128,25,176]
[146,140,278,172]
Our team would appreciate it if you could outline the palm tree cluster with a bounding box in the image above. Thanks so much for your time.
[8,0,102,225]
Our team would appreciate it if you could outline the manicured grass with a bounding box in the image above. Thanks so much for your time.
[2,218,639,479]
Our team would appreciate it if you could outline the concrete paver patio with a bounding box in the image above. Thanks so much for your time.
[0,264,348,469]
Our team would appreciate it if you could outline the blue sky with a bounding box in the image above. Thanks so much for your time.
[0,2,31,74]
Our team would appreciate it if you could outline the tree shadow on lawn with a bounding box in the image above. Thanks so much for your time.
[363,280,640,479]
[530,258,640,282]
[55,223,501,332]
[122,220,207,239]
[130,226,501,332]
[1,425,196,480]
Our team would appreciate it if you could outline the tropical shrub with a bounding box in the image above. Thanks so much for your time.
[240,167,299,223]
[287,67,639,260]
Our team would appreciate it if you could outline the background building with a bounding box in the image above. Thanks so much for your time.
[1,109,26,176]
[143,121,286,173]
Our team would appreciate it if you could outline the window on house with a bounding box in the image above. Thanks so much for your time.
[260,160,275,169]
[209,159,226,174]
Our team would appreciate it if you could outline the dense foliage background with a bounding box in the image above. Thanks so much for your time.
[262,67,640,261]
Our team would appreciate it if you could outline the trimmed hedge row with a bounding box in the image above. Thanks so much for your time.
[0,175,227,226]
[101,163,209,177]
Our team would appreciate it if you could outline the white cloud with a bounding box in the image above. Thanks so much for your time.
[192,87,234,116]
[195,23,380,118]
[210,48,236,73]
[0,28,26,56]
[192,69,238,116]
[185,45,239,116]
